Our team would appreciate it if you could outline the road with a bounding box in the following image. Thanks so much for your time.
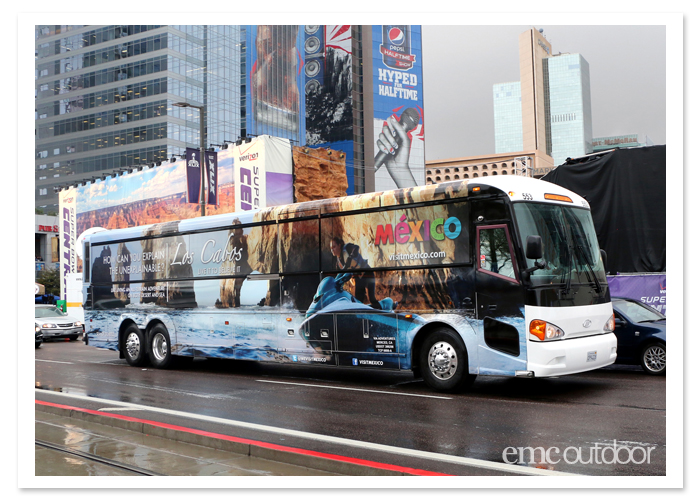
[34,339,666,476]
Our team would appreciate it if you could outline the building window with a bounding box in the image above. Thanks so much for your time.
[502,170,508,175]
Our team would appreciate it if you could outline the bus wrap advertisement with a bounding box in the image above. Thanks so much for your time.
[87,180,527,376]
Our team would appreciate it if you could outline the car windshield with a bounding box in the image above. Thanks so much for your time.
[35,306,66,318]
[614,299,665,322]
[513,202,606,288]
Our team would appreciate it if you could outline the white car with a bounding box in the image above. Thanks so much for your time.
[34,305,83,341]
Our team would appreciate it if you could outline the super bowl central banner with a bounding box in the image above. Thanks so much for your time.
[234,136,294,212]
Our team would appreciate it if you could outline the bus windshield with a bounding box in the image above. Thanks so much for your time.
[513,202,606,289]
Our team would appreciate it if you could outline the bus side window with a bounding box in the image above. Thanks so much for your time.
[478,226,516,280]
[279,219,319,273]
[83,243,90,282]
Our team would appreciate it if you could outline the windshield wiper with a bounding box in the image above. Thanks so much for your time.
[575,244,602,294]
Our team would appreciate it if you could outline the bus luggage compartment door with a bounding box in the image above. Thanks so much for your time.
[292,313,337,365]
[335,312,400,369]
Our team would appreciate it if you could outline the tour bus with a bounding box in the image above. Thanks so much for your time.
[82,176,617,392]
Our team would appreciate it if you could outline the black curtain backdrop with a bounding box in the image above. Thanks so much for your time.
[541,145,665,275]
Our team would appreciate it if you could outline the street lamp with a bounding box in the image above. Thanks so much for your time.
[174,101,207,216]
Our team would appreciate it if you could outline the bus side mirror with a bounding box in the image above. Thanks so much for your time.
[526,235,543,260]
[600,249,608,270]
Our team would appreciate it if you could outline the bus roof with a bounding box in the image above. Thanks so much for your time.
[86,176,588,245]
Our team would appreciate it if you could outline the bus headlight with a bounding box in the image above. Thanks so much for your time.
[604,315,615,332]
[529,319,564,341]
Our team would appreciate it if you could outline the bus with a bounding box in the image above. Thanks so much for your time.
[82,176,617,392]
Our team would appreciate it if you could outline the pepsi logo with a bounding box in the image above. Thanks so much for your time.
[388,27,404,44]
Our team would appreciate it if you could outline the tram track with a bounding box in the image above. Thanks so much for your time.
[35,439,165,476]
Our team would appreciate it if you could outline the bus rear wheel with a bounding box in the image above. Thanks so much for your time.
[419,328,475,392]
[149,324,174,369]
[123,324,149,367]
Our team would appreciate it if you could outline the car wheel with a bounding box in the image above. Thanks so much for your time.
[148,324,174,369]
[641,342,666,375]
[123,324,149,367]
[419,328,476,392]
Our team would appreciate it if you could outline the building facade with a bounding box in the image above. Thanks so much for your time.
[36,25,426,212]
[545,53,593,165]
[591,133,653,152]
[425,149,555,185]
[493,82,523,153]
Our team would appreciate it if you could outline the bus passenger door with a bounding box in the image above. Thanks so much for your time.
[474,223,528,375]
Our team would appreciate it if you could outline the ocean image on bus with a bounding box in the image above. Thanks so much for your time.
[83,177,617,392]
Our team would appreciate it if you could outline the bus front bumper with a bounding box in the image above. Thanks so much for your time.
[527,332,617,377]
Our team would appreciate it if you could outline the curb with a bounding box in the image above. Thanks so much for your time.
[35,401,448,476]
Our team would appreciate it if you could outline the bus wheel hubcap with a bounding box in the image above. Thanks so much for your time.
[428,341,457,380]
[126,332,140,359]
[152,333,167,362]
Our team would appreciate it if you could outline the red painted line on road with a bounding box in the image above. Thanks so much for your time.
[35,399,451,476]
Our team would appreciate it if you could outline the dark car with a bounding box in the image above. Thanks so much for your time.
[35,323,43,348]
[612,297,666,375]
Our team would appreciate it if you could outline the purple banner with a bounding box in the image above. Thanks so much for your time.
[608,274,667,315]
[185,148,201,204]
[205,151,218,206]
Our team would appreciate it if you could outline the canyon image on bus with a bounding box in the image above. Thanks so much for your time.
[82,176,617,392]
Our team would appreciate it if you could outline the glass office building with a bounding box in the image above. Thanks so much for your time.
[35,25,242,212]
[492,28,594,168]
[493,81,523,154]
[544,53,592,166]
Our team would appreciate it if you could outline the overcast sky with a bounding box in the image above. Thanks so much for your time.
[420,25,667,161]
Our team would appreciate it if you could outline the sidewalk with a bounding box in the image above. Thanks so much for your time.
[36,407,340,476]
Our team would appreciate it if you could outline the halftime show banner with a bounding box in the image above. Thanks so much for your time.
[371,25,425,191]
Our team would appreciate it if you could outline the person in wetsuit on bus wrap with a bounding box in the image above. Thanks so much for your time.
[329,236,381,309]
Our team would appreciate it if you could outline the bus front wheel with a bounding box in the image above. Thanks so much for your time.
[419,329,475,392]
[123,324,149,367]
[149,324,174,369]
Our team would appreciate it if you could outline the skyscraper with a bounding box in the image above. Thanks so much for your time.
[493,28,593,167]
[35,25,242,213]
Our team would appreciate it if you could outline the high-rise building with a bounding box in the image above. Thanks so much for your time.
[545,53,593,164]
[35,25,426,213]
[35,25,242,213]
[493,82,523,153]
[493,28,593,167]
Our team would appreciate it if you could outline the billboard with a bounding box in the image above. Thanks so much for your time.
[371,25,425,191]
[246,25,306,144]
[302,25,355,192]
[58,146,293,299]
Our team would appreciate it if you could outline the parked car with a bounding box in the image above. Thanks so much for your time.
[35,323,43,348]
[612,297,666,375]
[34,304,83,341]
